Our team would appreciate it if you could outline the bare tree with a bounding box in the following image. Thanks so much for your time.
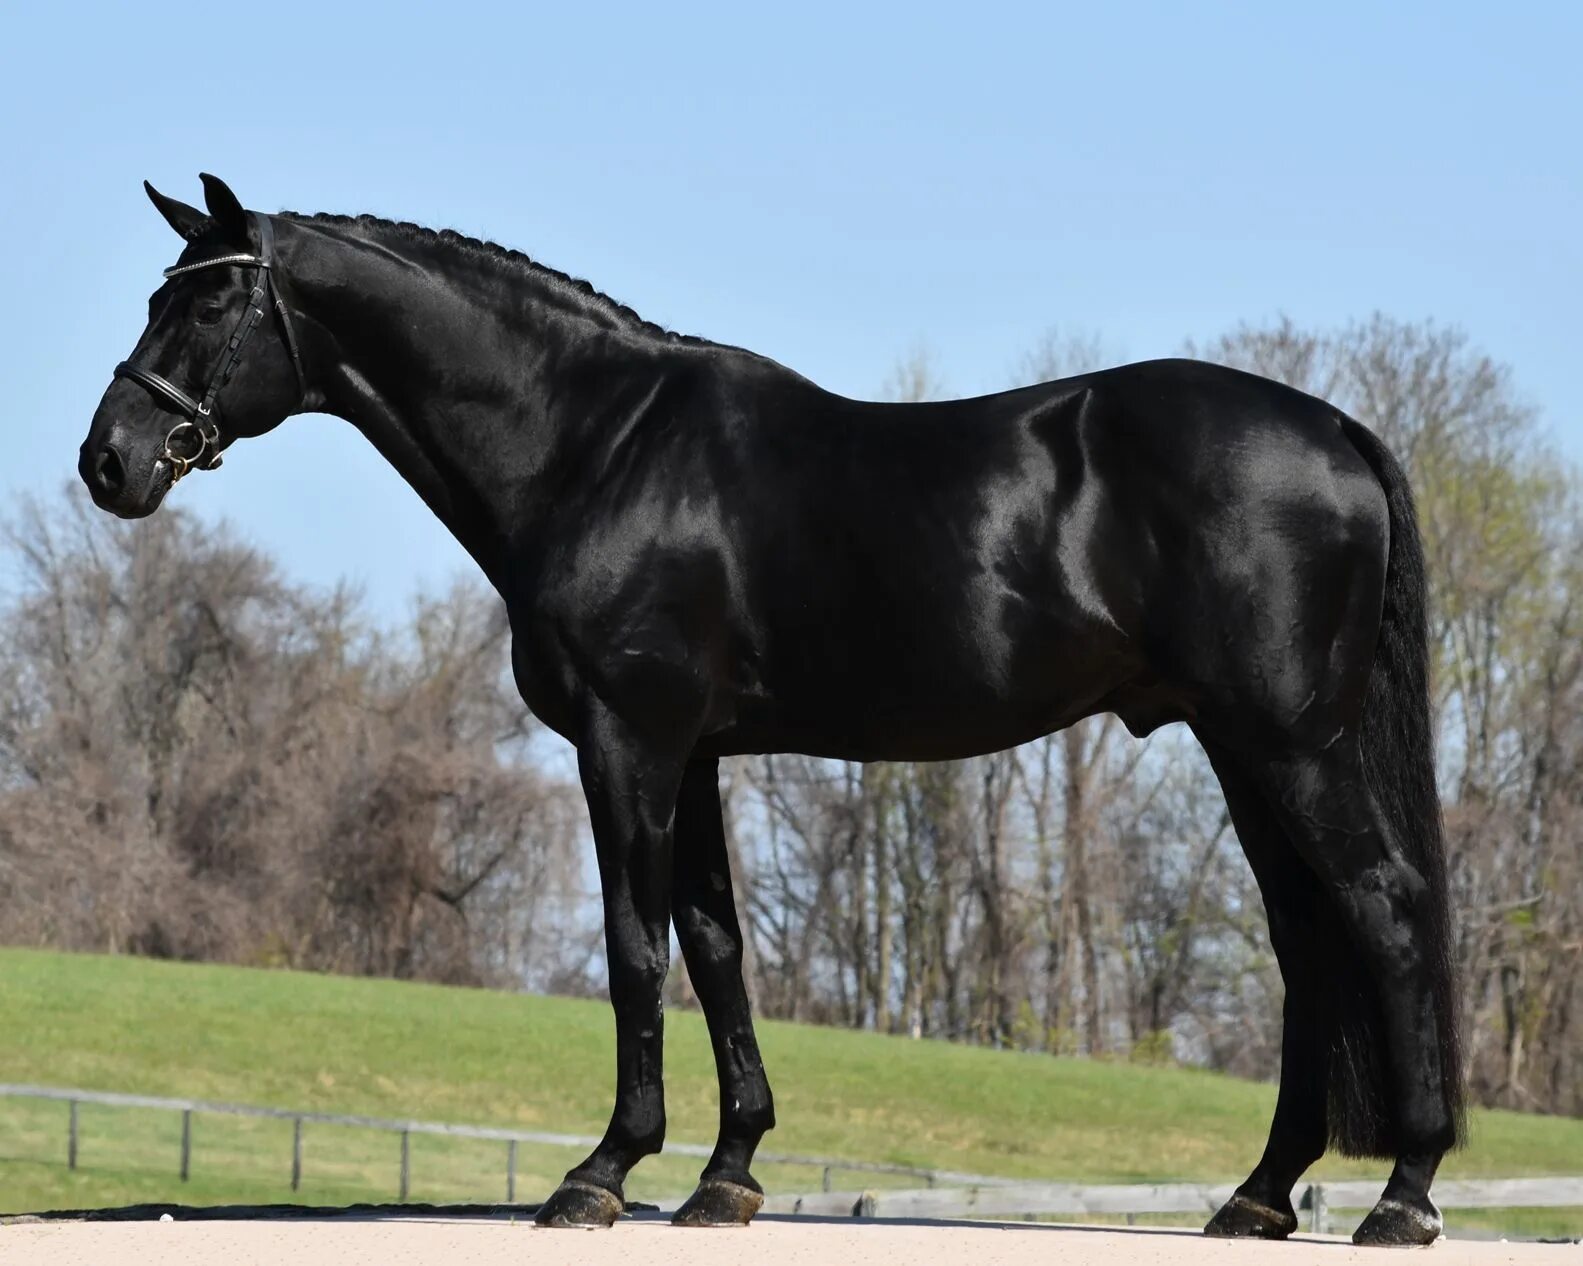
[0,489,588,990]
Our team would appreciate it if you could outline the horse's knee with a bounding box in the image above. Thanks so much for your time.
[608,938,670,998]
[676,907,744,978]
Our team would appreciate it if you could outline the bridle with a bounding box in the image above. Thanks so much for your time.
[113,213,306,482]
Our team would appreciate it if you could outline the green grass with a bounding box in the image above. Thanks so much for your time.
[0,948,1578,1238]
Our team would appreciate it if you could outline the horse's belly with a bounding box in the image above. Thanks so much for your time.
[705,620,1141,762]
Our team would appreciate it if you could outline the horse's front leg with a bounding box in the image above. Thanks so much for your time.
[670,757,775,1226]
[536,703,689,1228]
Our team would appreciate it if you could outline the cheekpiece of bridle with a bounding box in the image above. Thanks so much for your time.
[113,213,305,483]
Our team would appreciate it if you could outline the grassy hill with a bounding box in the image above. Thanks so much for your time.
[0,948,1579,1232]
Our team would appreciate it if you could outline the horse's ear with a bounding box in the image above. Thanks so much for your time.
[199,172,248,242]
[145,180,207,242]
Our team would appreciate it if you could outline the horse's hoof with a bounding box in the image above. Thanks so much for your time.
[534,1179,624,1228]
[1204,1193,1298,1240]
[1352,1196,1443,1246]
[672,1178,764,1227]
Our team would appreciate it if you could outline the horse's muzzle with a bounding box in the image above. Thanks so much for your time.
[79,435,173,519]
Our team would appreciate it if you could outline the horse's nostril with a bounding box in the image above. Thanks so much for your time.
[93,445,126,496]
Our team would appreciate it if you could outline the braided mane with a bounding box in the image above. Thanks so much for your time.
[281,210,710,346]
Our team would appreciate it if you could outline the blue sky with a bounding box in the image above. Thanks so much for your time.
[4,1,1580,618]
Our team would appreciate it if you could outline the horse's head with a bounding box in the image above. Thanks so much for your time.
[80,174,305,518]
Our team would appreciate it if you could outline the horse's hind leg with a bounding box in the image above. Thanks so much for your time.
[1199,743,1330,1240]
[1244,739,1457,1246]
[669,757,775,1227]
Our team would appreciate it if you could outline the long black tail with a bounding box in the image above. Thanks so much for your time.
[1331,417,1465,1156]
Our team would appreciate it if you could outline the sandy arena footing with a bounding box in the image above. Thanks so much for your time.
[1,1211,1579,1266]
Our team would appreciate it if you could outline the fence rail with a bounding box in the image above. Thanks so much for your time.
[3,1083,1578,1235]
[0,1082,1009,1199]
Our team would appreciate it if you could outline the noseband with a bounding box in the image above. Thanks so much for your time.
[113,213,306,482]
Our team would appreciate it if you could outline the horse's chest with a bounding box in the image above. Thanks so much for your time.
[499,544,592,702]
[505,610,586,742]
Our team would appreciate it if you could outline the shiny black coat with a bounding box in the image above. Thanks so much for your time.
[80,177,1463,1244]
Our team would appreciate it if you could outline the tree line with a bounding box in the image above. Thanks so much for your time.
[3,314,1577,1118]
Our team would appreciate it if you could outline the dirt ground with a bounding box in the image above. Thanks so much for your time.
[1,1212,1578,1266]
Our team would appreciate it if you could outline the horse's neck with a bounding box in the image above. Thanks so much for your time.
[282,217,649,586]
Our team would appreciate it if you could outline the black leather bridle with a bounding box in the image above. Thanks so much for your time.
[114,213,306,482]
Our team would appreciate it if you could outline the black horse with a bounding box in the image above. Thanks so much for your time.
[80,175,1463,1245]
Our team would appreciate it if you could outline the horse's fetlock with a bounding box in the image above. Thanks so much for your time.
[627,1114,666,1158]
[729,1095,776,1138]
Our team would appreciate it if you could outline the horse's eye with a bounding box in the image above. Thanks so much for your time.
[195,304,225,326]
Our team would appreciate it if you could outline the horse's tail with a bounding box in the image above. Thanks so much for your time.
[1330,416,1465,1156]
